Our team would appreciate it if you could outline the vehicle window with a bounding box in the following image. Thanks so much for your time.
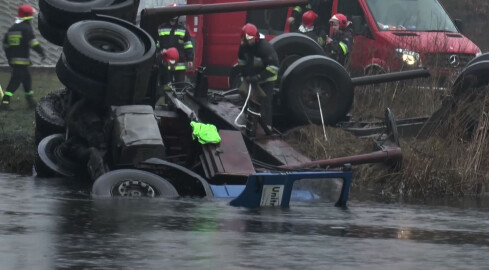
[337,0,364,19]
[337,0,367,35]
[365,0,458,32]
[247,1,288,35]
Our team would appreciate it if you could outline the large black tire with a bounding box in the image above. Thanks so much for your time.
[138,158,213,198]
[34,152,57,178]
[39,0,115,27]
[38,134,85,177]
[38,12,66,46]
[92,0,139,23]
[270,33,326,82]
[465,52,489,68]
[56,54,106,102]
[63,20,146,81]
[451,60,489,98]
[281,55,354,125]
[35,89,69,145]
[92,169,179,198]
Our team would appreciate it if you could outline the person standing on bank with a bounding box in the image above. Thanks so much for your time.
[237,23,279,133]
[2,4,46,110]
[156,3,194,91]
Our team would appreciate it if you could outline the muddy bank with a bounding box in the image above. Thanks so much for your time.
[0,133,35,175]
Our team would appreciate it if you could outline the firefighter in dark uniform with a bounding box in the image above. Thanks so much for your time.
[287,3,312,32]
[156,3,194,91]
[2,4,45,110]
[325,13,354,67]
[297,10,325,48]
[237,23,279,135]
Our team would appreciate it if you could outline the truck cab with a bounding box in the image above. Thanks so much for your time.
[183,0,480,89]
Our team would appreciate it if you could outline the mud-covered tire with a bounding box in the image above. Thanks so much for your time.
[35,89,69,144]
[34,152,57,178]
[452,60,489,98]
[270,33,326,81]
[63,20,146,81]
[56,54,106,102]
[39,0,115,27]
[281,55,354,125]
[38,134,85,177]
[92,169,179,198]
[38,12,66,46]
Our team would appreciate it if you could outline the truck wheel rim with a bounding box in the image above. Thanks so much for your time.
[114,180,157,197]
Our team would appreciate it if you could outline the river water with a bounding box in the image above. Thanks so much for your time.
[1,172,488,270]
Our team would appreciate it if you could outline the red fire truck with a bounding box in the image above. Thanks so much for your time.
[143,0,480,89]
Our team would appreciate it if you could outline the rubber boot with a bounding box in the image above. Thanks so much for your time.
[245,100,261,137]
[25,94,37,109]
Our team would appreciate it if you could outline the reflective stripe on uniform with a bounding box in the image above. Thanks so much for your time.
[158,28,172,36]
[265,65,279,82]
[169,62,186,71]
[7,32,22,46]
[184,41,193,49]
[25,91,34,96]
[293,6,302,13]
[339,42,348,55]
[174,30,186,37]
[30,39,39,47]
[5,91,14,97]
[238,59,246,66]
[9,57,30,65]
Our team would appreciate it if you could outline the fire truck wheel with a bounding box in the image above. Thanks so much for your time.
[38,12,66,46]
[56,54,106,102]
[452,60,489,98]
[465,52,489,68]
[39,0,115,27]
[35,88,69,145]
[270,33,326,81]
[92,169,180,198]
[63,20,146,81]
[281,55,353,125]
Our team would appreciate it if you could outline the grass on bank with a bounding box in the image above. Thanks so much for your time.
[285,78,489,198]
[0,68,63,174]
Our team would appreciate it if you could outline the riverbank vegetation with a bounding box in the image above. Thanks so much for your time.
[285,78,489,198]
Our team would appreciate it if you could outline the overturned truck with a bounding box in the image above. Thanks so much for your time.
[33,0,454,207]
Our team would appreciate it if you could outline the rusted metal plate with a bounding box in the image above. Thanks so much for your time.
[202,130,255,177]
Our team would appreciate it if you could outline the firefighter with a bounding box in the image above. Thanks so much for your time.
[156,3,194,91]
[1,4,46,110]
[286,3,312,32]
[237,23,279,134]
[297,10,325,48]
[325,13,353,67]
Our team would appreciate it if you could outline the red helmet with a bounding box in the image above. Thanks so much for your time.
[18,4,35,18]
[302,10,318,28]
[162,48,179,64]
[329,13,348,29]
[241,23,259,41]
